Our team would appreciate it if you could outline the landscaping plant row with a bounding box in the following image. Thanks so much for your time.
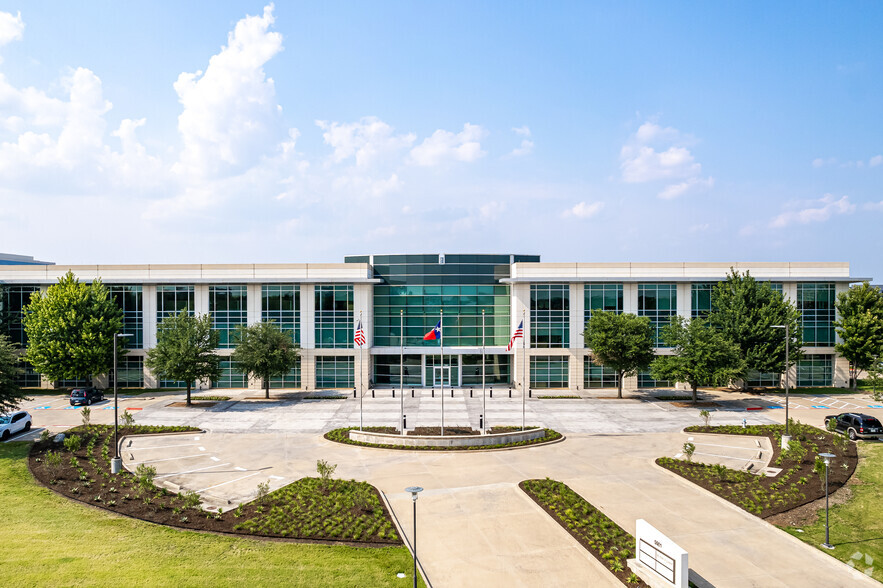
[324,426,562,450]
[520,479,647,586]
[28,425,401,545]
[658,421,857,518]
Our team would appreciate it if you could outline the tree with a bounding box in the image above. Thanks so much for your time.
[707,270,802,389]
[231,321,300,399]
[145,311,221,406]
[0,334,27,413]
[650,316,745,403]
[834,282,883,389]
[584,311,655,399]
[22,271,124,383]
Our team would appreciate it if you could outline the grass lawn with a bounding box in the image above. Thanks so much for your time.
[782,443,883,582]
[0,442,422,587]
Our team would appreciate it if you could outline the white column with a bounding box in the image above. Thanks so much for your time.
[677,283,691,320]
[143,284,157,349]
[300,285,316,390]
[623,283,638,315]
[354,283,373,385]
[194,284,209,316]
[512,283,531,389]
[247,283,261,325]
[569,283,584,348]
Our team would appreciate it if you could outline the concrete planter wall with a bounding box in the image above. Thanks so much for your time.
[348,427,546,448]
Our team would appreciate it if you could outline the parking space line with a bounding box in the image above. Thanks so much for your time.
[156,462,231,479]
[693,451,763,463]
[196,471,262,493]
[693,442,764,452]
[131,453,212,465]
[127,443,201,451]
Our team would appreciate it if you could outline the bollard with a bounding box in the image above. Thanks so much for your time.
[508,387,511,398]
[392,389,395,398]
[431,388,434,398]
[451,389,454,398]
[529,388,532,398]
[371,389,375,398]
[403,415,407,430]
[353,387,356,398]
[480,414,483,430]
[470,387,473,398]
[411,388,414,398]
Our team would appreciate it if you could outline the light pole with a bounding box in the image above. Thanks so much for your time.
[111,332,132,474]
[819,452,836,549]
[405,486,423,588]
[772,324,791,448]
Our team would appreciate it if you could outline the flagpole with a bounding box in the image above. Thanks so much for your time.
[400,309,404,436]
[440,309,444,437]
[522,308,526,431]
[359,310,363,431]
[482,308,486,434]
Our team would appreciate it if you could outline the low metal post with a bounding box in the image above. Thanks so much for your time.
[403,415,407,430]
[353,387,356,398]
[480,414,483,430]
[470,388,473,398]
[371,389,375,398]
[411,388,414,398]
[529,388,532,398]
[431,388,434,398]
[392,389,395,398]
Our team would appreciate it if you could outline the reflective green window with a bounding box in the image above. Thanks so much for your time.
[584,357,618,389]
[424,355,459,387]
[797,354,832,387]
[210,285,247,349]
[530,356,569,388]
[315,285,354,348]
[110,355,144,388]
[262,284,300,344]
[797,283,835,346]
[157,285,194,325]
[316,356,354,388]
[691,283,714,318]
[0,285,40,347]
[746,370,780,388]
[213,359,247,388]
[109,285,143,348]
[269,357,301,388]
[58,376,91,387]
[14,361,41,387]
[373,355,422,387]
[638,284,677,347]
[584,284,623,329]
[638,370,671,389]
[462,354,511,386]
[531,284,569,348]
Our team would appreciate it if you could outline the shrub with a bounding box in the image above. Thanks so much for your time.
[120,410,136,426]
[682,442,696,462]
[181,490,201,510]
[40,429,51,443]
[699,409,711,427]
[44,450,63,478]
[63,434,82,453]
[81,406,91,427]
[255,480,270,504]
[316,459,337,490]
[134,463,157,491]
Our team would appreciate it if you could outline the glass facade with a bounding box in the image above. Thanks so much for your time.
[746,370,780,388]
[638,284,677,347]
[269,358,301,388]
[462,354,511,386]
[316,356,354,388]
[797,282,835,346]
[58,377,91,388]
[160,378,188,388]
[262,284,300,344]
[315,284,354,348]
[210,285,247,348]
[110,355,144,388]
[530,356,569,388]
[0,285,40,347]
[423,355,459,387]
[531,284,569,348]
[691,283,714,318]
[373,355,423,387]
[109,285,143,348]
[14,361,41,387]
[797,354,833,387]
[638,370,672,389]
[584,357,619,389]
[213,359,248,388]
[366,254,515,347]
[157,285,194,324]
[584,284,623,328]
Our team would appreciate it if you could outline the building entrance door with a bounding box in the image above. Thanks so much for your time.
[433,366,452,387]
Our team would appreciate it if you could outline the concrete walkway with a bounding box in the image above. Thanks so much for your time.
[126,430,877,588]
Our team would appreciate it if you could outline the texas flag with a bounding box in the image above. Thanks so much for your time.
[423,320,442,341]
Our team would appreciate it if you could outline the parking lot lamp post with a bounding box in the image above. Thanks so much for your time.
[111,333,132,474]
[819,452,836,549]
[405,486,423,588]
[772,324,791,448]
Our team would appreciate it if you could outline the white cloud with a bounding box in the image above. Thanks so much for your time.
[508,139,534,158]
[871,155,883,168]
[813,155,883,168]
[863,200,883,212]
[0,10,23,46]
[564,201,604,219]
[172,3,285,179]
[512,126,531,137]
[769,194,855,228]
[620,121,711,199]
[409,123,487,166]
[316,116,415,168]
[658,176,715,200]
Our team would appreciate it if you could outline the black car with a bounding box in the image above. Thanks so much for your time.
[70,387,105,406]
[824,413,883,441]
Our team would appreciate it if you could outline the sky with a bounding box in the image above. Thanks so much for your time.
[0,2,880,279]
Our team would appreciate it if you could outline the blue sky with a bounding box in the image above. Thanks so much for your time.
[0,2,880,280]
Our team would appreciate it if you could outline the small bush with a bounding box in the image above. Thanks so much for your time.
[682,442,696,462]
[699,409,711,427]
[40,429,51,443]
[63,434,82,453]
[81,406,91,427]
[120,410,136,426]
[255,481,270,504]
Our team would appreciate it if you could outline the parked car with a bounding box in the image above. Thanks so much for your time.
[824,413,883,441]
[70,387,105,406]
[0,410,32,440]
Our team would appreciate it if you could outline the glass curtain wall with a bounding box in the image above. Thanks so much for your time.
[213,360,247,388]
[691,283,714,318]
[315,285,354,348]
[584,283,623,327]
[373,355,422,387]
[638,284,677,347]
[584,357,619,388]
[108,285,143,348]
[269,357,301,388]
[210,285,247,348]
[316,356,354,388]
[0,284,40,347]
[262,284,300,344]
[156,285,194,324]
[531,284,569,348]
[638,370,672,388]
[462,354,511,386]
[797,283,835,347]
[109,356,144,388]
[797,354,833,387]
[530,356,569,388]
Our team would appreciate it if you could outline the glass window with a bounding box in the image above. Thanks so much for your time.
[157,285,194,325]
[638,284,677,347]
[584,284,623,330]
[797,354,832,387]
[461,354,511,386]
[638,370,671,389]
[530,356,569,388]
[315,285,354,348]
[746,370,780,388]
[373,354,422,387]
[0,285,40,347]
[13,360,41,388]
[109,285,143,348]
[797,283,835,347]
[269,357,301,388]
[262,284,300,344]
[210,285,247,349]
[212,359,247,388]
[316,356,354,388]
[110,355,144,388]
[423,355,460,387]
[584,357,619,389]
[531,284,570,348]
[691,283,714,319]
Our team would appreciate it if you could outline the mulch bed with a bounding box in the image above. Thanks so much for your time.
[28,425,401,546]
[659,423,858,518]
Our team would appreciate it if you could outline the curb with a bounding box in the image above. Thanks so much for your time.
[651,459,878,585]
[322,432,566,453]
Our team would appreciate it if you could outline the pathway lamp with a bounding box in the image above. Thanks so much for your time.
[405,486,424,588]
[819,452,836,549]
[771,324,791,448]
[111,333,132,474]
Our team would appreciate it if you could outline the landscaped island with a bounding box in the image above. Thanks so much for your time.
[325,426,562,450]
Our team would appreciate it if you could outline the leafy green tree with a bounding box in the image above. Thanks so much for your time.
[22,271,124,383]
[231,321,300,399]
[584,311,655,399]
[145,311,221,406]
[0,334,27,413]
[650,316,745,403]
[707,270,802,389]
[834,282,883,389]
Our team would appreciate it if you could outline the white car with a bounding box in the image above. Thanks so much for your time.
[0,410,32,440]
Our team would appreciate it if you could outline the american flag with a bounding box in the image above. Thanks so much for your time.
[354,319,365,347]
[506,320,523,351]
